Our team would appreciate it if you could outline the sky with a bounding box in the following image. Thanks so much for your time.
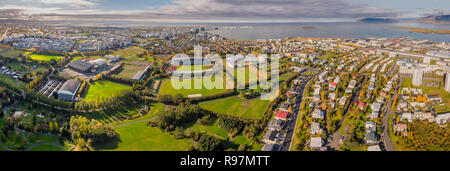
[0,0,449,23]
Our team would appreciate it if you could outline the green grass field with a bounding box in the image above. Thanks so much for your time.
[232,135,263,151]
[29,54,63,62]
[28,144,63,151]
[112,64,144,79]
[0,74,27,89]
[0,49,27,58]
[90,102,192,151]
[102,121,192,151]
[199,96,271,119]
[158,77,229,97]
[83,80,132,102]
[191,120,229,139]
[5,61,49,74]
[27,134,57,144]
[112,47,146,59]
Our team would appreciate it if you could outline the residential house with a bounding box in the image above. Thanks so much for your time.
[364,132,378,145]
[400,113,413,122]
[262,130,279,144]
[310,122,322,135]
[435,113,450,125]
[365,121,376,133]
[310,137,323,150]
[312,109,325,119]
[367,145,381,151]
[268,119,286,131]
[275,110,289,121]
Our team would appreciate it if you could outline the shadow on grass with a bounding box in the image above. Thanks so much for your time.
[93,135,122,151]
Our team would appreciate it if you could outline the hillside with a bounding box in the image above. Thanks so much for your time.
[417,15,450,24]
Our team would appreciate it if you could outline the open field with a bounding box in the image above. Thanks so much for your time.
[158,76,229,97]
[0,49,27,58]
[29,54,63,62]
[5,61,49,74]
[105,123,192,151]
[190,120,229,139]
[101,111,192,151]
[112,47,145,59]
[27,134,57,144]
[83,80,132,102]
[111,64,144,79]
[231,135,263,151]
[28,144,63,151]
[199,96,270,119]
[0,74,27,89]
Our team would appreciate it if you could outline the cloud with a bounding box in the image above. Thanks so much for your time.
[156,0,401,19]
[23,0,99,8]
[0,0,402,23]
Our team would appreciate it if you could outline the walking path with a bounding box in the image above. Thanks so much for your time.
[1,129,65,151]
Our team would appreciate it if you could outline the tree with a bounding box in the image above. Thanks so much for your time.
[158,94,173,104]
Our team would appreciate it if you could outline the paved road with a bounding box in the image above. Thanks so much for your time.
[381,77,403,151]
[282,74,315,151]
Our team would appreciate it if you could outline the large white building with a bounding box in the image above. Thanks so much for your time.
[412,68,424,87]
[445,72,450,93]
[57,79,81,101]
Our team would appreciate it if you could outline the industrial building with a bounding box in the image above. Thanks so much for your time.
[57,79,81,101]
[68,60,94,73]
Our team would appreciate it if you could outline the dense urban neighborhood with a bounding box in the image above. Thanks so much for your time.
[0,23,449,152]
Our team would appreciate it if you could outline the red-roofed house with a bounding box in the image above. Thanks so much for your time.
[329,82,338,90]
[358,102,365,110]
[275,110,289,120]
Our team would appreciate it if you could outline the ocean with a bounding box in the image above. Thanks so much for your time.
[206,22,450,43]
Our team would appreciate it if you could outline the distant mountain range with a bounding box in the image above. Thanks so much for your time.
[358,15,450,24]
[358,18,399,23]
[417,15,450,24]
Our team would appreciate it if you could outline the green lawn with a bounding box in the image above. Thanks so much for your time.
[0,49,27,58]
[112,47,146,59]
[28,144,63,151]
[29,54,63,62]
[158,77,229,97]
[111,64,144,79]
[0,74,27,89]
[5,61,49,74]
[191,120,229,139]
[199,96,271,119]
[101,121,192,151]
[231,135,263,151]
[92,102,191,151]
[83,80,132,102]
[28,134,57,144]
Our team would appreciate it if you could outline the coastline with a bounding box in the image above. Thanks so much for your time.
[385,27,450,34]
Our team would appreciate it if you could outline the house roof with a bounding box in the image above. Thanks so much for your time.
[132,71,145,80]
[275,110,288,119]
[68,60,94,72]
[59,79,81,94]
[329,82,338,87]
